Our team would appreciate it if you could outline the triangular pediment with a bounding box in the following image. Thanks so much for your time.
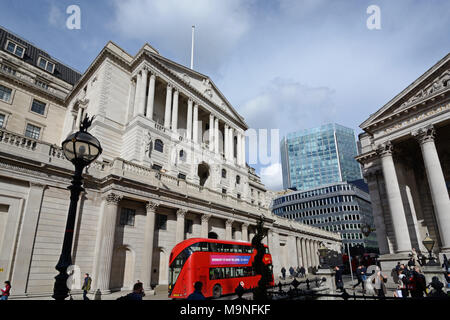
[148,54,248,129]
[360,53,450,130]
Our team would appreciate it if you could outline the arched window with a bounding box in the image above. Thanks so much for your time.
[221,169,227,178]
[179,149,186,161]
[155,139,164,152]
[236,175,240,184]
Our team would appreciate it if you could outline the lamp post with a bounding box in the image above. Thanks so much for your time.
[422,234,438,266]
[52,115,102,300]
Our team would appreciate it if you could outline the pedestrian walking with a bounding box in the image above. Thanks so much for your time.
[289,266,295,278]
[1,281,11,300]
[300,266,306,278]
[134,280,145,297]
[281,267,286,280]
[296,266,301,278]
[352,265,366,292]
[408,266,426,298]
[187,281,205,300]
[398,269,409,298]
[234,283,246,301]
[334,266,344,292]
[372,267,387,298]
[82,273,92,300]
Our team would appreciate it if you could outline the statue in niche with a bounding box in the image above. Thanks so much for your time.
[144,131,153,158]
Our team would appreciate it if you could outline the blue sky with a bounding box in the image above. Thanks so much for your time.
[1,0,449,190]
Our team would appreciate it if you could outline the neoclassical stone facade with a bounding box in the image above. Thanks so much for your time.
[0,30,340,298]
[357,53,450,269]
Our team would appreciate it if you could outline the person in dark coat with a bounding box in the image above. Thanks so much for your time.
[281,267,286,280]
[234,283,246,301]
[117,282,145,300]
[334,266,344,292]
[82,273,92,300]
[289,266,295,278]
[352,265,366,292]
[409,267,426,298]
[407,258,415,270]
[427,276,446,298]
[187,281,206,300]
[300,266,306,278]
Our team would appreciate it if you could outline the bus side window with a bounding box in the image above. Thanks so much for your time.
[209,242,217,252]
[199,242,208,252]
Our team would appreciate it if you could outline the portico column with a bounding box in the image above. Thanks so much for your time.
[313,241,319,267]
[176,209,187,244]
[193,104,199,144]
[296,237,303,268]
[214,118,219,154]
[228,127,234,161]
[209,115,214,151]
[95,193,122,293]
[186,99,193,140]
[171,89,179,132]
[366,171,390,254]
[414,126,450,251]
[301,238,308,273]
[146,73,156,120]
[226,219,233,240]
[139,68,148,116]
[201,214,211,238]
[241,133,246,166]
[224,124,229,160]
[142,201,158,290]
[378,142,411,253]
[307,239,313,269]
[164,84,173,128]
[237,132,242,165]
[241,223,248,242]
[134,72,142,118]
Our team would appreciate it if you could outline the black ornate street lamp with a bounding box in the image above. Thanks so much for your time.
[52,115,102,300]
[422,234,438,266]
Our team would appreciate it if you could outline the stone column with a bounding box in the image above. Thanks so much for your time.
[307,239,313,269]
[171,89,179,132]
[209,115,214,151]
[176,209,187,244]
[214,117,219,154]
[146,73,156,120]
[241,133,246,166]
[142,201,158,290]
[366,171,390,254]
[313,241,319,267]
[164,84,172,128]
[228,127,234,160]
[139,68,148,116]
[414,126,450,251]
[378,142,411,253]
[95,193,122,293]
[224,124,229,160]
[241,223,248,242]
[249,227,255,243]
[201,214,211,238]
[134,72,142,118]
[301,238,308,273]
[10,183,46,295]
[237,132,242,166]
[296,237,303,268]
[225,219,233,240]
[186,99,193,140]
[193,104,199,144]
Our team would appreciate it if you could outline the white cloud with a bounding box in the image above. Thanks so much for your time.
[48,3,64,28]
[112,0,253,72]
[259,162,283,191]
[241,78,336,137]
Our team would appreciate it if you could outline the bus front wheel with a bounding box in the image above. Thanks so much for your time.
[212,284,222,299]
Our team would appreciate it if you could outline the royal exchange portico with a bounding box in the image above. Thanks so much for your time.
[357,53,450,269]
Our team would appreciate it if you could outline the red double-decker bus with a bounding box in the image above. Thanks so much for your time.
[168,238,274,299]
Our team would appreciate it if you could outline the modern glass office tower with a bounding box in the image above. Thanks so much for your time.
[281,123,362,190]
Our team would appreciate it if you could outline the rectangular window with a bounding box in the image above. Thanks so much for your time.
[2,64,16,75]
[35,79,49,90]
[156,214,167,230]
[120,208,136,226]
[31,99,46,115]
[25,123,41,139]
[185,219,193,234]
[38,57,55,73]
[0,114,5,128]
[0,85,12,102]
[5,40,25,58]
